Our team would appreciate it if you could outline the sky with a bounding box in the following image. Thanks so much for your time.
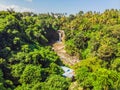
[0,0,120,15]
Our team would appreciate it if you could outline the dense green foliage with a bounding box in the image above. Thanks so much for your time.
[1,9,120,90]
[62,9,120,90]
[0,10,70,90]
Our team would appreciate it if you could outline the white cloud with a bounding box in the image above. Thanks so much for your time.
[0,4,34,12]
[25,0,33,2]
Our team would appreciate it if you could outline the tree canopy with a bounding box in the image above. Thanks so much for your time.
[1,9,120,90]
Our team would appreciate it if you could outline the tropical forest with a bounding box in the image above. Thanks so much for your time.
[1,8,120,90]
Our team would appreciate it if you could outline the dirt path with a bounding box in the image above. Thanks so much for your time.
[52,42,80,66]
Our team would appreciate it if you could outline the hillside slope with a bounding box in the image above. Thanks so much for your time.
[52,42,79,66]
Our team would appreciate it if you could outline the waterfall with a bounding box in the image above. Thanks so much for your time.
[57,30,64,42]
[58,32,62,42]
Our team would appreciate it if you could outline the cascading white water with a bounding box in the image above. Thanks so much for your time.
[58,32,62,42]
[57,30,65,42]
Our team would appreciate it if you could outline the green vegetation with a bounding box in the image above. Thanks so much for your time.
[63,9,120,90]
[0,10,70,90]
[1,9,120,90]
